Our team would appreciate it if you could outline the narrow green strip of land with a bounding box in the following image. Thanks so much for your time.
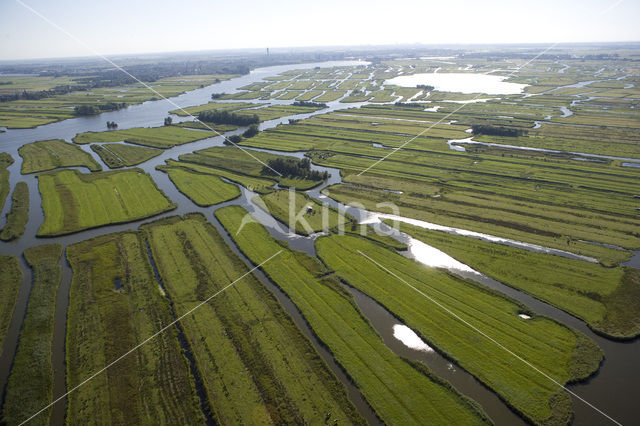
[0,255,21,349]
[396,224,640,339]
[169,101,254,116]
[142,214,364,425]
[235,104,325,121]
[158,165,240,206]
[173,121,238,132]
[0,181,29,241]
[18,139,101,174]
[0,153,13,212]
[316,234,603,425]
[73,126,213,149]
[37,169,176,236]
[215,205,490,425]
[2,244,62,426]
[66,232,205,424]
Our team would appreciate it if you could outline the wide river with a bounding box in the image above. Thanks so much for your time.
[0,61,637,426]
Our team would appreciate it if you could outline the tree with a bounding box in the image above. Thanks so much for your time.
[224,134,243,145]
[242,124,259,138]
[164,116,173,126]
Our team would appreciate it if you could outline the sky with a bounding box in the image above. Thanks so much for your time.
[0,0,639,60]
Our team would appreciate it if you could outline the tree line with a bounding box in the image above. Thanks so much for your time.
[0,85,86,103]
[292,101,327,108]
[471,125,528,137]
[198,110,259,126]
[261,157,328,181]
[73,102,126,116]
[395,102,425,108]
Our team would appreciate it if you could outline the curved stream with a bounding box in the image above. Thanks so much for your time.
[0,60,638,426]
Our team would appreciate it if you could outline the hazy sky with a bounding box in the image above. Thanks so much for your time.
[1,0,638,60]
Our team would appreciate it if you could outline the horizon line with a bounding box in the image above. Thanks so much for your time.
[2,40,640,64]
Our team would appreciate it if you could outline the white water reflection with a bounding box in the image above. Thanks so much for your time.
[446,136,472,151]
[406,238,478,274]
[392,324,434,352]
[386,73,527,94]
[360,212,597,262]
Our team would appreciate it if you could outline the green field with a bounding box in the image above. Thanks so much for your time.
[295,90,323,101]
[2,244,62,426]
[221,90,272,100]
[158,165,241,206]
[0,255,21,350]
[73,126,213,149]
[235,104,325,121]
[182,101,325,121]
[0,182,29,241]
[179,146,325,190]
[163,159,276,194]
[142,214,364,425]
[19,139,101,174]
[169,101,254,116]
[316,234,603,424]
[65,232,205,424]
[340,92,372,103]
[215,205,490,425]
[397,224,640,339]
[91,143,162,169]
[37,169,176,236]
[257,190,353,235]
[475,124,640,159]
[391,87,422,102]
[314,90,347,102]
[103,143,162,165]
[173,121,238,132]
[344,223,408,250]
[368,89,397,103]
[276,90,303,100]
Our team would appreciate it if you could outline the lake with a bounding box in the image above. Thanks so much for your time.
[386,72,528,94]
